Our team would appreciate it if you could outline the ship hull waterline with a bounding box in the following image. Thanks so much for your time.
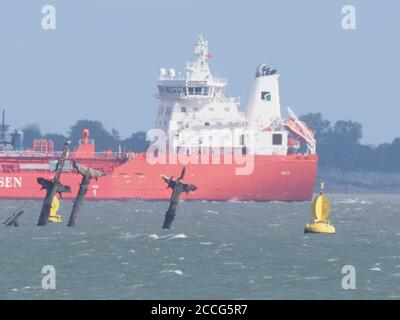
[0,153,318,201]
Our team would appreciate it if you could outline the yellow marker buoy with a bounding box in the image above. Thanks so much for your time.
[48,195,62,223]
[304,182,335,234]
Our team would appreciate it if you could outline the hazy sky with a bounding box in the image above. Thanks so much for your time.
[0,0,398,145]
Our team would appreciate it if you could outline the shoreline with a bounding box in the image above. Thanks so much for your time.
[316,168,400,194]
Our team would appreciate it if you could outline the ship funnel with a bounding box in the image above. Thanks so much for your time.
[255,63,267,77]
[77,128,95,157]
[81,129,90,141]
[246,64,281,127]
[2,109,5,140]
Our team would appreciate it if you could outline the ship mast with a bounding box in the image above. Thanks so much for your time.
[2,110,5,141]
[186,34,212,81]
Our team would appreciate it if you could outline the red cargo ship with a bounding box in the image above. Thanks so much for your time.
[0,35,318,201]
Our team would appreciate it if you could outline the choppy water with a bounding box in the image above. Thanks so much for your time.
[0,195,399,299]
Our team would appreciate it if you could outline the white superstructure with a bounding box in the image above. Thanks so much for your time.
[155,34,316,155]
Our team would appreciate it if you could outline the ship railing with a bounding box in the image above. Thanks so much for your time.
[158,76,228,84]
[0,150,130,160]
[211,77,228,85]
[159,75,187,81]
[0,151,54,158]
[70,151,119,159]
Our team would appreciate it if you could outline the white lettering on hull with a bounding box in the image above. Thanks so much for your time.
[0,177,23,188]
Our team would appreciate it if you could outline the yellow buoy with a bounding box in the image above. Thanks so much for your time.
[48,195,62,223]
[304,182,335,234]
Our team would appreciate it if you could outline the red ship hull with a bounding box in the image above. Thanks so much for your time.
[0,153,318,201]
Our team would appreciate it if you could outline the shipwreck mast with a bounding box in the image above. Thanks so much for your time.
[37,139,72,226]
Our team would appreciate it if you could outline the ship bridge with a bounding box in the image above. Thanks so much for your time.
[156,34,227,101]
[152,34,316,157]
[154,34,242,139]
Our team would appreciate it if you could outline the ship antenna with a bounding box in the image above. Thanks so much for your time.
[2,109,5,140]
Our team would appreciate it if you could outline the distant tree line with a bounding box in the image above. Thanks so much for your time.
[22,120,148,153]
[22,116,400,172]
[299,113,400,172]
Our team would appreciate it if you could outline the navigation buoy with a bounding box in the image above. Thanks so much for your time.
[304,182,335,234]
[48,195,62,223]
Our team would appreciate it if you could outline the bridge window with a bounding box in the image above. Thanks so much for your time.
[240,134,245,145]
[204,122,210,126]
[181,107,187,113]
[187,87,209,95]
[165,87,186,94]
[272,134,282,145]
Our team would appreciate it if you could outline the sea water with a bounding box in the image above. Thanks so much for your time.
[0,195,399,299]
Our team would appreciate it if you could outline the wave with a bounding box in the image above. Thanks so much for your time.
[161,269,184,276]
[206,210,219,214]
[147,233,187,240]
[336,198,372,205]
[31,237,54,240]
[200,242,213,245]
[296,276,324,280]
[168,234,187,240]
[327,258,339,262]
[369,267,381,271]
[119,232,141,240]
